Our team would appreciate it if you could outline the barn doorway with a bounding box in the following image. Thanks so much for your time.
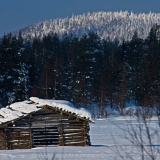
[32,126,59,147]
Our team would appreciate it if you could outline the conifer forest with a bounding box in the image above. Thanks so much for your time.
[1,24,160,116]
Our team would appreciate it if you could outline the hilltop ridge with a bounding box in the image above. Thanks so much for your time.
[13,11,160,41]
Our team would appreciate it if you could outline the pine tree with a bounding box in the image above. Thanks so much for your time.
[0,33,30,105]
[127,31,144,105]
[116,39,130,115]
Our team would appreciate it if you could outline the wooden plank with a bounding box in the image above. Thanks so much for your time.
[62,120,83,123]
[32,131,58,134]
[7,127,30,130]
[65,140,85,144]
[6,128,30,132]
[7,136,30,140]
[0,139,6,143]
[33,136,59,140]
[31,123,59,127]
[63,128,84,132]
[8,139,30,144]
[33,136,59,139]
[0,142,6,146]
[31,120,62,124]
[31,126,58,130]
[32,128,56,131]
[62,126,84,129]
[33,140,59,144]
[83,122,87,146]
[29,115,32,149]
[61,132,85,136]
[33,140,58,143]
[31,115,67,119]
[32,130,58,133]
[33,133,59,137]
[32,131,58,135]
[60,130,84,134]
[0,135,6,139]
[59,135,84,140]
[64,123,84,126]
[0,131,5,134]
[31,120,63,124]
[58,121,64,146]
[6,132,29,136]
[7,133,30,136]
[61,138,85,143]
[31,118,64,122]
[64,139,85,143]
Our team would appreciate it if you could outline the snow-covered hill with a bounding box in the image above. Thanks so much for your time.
[14,11,160,41]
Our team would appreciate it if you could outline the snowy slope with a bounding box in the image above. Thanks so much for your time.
[13,11,160,41]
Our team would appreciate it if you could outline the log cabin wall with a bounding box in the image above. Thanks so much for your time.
[0,128,7,149]
[0,106,91,149]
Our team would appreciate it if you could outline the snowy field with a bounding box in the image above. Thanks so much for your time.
[1,117,160,160]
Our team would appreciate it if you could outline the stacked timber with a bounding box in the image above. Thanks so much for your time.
[59,123,90,146]
[6,127,31,149]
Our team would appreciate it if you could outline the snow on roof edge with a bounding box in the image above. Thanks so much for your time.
[0,97,93,125]
[29,97,92,121]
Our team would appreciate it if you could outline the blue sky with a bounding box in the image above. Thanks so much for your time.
[0,0,160,36]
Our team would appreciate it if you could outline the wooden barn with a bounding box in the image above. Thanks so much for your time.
[0,97,93,150]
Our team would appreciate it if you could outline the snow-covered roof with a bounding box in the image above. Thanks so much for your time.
[0,97,92,125]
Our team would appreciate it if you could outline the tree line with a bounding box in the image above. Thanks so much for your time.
[1,24,160,115]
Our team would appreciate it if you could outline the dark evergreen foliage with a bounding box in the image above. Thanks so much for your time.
[1,25,160,114]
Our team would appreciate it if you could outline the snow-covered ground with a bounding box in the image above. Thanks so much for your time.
[1,117,160,160]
